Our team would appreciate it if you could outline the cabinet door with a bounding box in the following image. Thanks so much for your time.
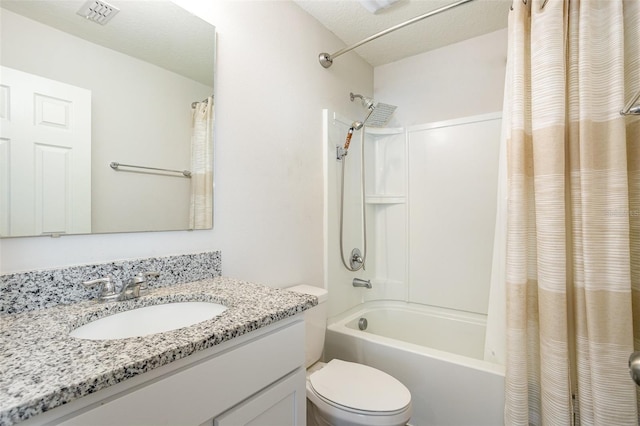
[214,368,306,426]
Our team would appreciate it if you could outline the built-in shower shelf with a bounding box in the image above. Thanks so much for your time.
[364,127,404,136]
[365,195,406,204]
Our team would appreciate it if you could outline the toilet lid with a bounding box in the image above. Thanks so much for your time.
[309,359,411,413]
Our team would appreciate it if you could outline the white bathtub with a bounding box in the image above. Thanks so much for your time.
[324,301,505,426]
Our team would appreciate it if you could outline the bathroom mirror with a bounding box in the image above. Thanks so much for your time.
[0,0,215,237]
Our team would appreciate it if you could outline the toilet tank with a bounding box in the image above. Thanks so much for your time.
[287,285,328,368]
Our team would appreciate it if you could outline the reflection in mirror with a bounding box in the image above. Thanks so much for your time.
[0,0,215,237]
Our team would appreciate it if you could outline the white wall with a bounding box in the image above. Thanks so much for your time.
[375,29,507,125]
[0,0,373,291]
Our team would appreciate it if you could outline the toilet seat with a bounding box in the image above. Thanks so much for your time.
[307,359,412,426]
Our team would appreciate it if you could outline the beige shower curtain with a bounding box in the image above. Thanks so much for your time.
[189,97,214,229]
[504,0,640,424]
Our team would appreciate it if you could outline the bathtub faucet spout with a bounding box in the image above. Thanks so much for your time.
[353,278,372,289]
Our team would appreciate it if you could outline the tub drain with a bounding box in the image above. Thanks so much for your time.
[358,317,368,331]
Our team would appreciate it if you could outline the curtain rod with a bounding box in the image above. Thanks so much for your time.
[319,0,475,68]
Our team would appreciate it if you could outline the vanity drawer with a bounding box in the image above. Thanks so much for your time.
[213,368,305,426]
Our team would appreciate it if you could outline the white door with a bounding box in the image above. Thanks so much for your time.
[0,66,91,237]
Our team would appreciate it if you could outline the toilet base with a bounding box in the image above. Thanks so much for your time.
[306,394,411,426]
[307,399,331,426]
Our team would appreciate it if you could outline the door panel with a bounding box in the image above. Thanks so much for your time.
[0,66,91,236]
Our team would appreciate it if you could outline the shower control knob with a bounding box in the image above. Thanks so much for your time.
[350,248,364,270]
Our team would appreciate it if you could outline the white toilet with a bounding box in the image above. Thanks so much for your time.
[288,285,412,426]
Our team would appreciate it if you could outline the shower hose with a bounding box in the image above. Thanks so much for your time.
[339,127,367,272]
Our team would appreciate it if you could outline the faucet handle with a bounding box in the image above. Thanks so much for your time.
[134,271,160,292]
[82,276,116,298]
[130,271,160,283]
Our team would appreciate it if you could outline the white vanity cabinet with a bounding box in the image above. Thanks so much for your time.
[24,317,306,426]
[213,369,305,426]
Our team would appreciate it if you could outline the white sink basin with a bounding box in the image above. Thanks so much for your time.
[70,301,227,340]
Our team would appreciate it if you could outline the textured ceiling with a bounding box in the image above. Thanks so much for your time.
[2,0,511,79]
[0,0,215,86]
[294,0,511,67]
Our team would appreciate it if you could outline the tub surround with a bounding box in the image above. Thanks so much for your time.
[0,277,317,425]
[0,251,222,314]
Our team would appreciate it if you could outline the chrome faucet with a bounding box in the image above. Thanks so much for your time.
[119,271,160,300]
[82,276,119,302]
[352,278,372,289]
[82,271,160,302]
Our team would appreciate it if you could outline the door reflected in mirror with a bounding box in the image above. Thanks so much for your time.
[0,0,215,237]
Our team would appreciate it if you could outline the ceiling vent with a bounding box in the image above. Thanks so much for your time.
[77,0,120,25]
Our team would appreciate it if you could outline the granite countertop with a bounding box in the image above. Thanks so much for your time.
[0,277,317,425]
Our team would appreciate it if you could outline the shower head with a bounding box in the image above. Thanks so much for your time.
[339,92,399,158]
[364,102,397,127]
[350,93,397,130]
[350,92,397,128]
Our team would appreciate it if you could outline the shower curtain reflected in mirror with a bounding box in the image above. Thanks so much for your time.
[189,97,214,229]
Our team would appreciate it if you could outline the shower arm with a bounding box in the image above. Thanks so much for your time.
[319,0,475,68]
